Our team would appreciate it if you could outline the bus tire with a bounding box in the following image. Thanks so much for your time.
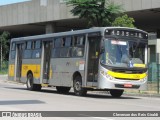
[110,90,124,98]
[73,76,87,96]
[56,86,71,94]
[27,73,41,91]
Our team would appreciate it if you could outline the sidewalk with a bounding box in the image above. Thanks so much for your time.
[0,75,24,85]
[0,74,7,81]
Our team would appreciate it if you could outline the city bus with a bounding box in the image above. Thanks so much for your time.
[8,27,148,97]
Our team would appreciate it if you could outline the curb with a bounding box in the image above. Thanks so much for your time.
[124,92,160,98]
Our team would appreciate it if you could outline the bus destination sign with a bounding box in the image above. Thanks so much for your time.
[105,29,148,39]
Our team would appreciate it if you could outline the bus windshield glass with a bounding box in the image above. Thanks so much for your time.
[101,39,147,68]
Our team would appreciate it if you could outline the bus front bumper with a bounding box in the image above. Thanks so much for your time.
[98,74,147,90]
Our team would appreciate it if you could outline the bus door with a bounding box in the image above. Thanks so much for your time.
[15,43,24,82]
[87,36,100,86]
[42,41,52,83]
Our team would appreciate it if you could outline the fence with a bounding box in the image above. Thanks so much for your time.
[148,62,160,94]
[0,61,8,74]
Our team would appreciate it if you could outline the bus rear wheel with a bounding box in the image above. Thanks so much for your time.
[110,90,124,98]
[56,86,71,94]
[26,73,41,91]
[74,76,87,96]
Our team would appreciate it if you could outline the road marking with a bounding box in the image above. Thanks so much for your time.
[79,114,114,120]
[92,117,113,120]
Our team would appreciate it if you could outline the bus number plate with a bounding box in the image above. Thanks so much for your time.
[124,84,133,88]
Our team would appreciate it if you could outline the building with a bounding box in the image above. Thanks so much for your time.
[0,0,160,63]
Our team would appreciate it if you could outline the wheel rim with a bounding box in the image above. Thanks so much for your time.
[75,81,81,91]
[27,74,32,88]
[28,79,30,87]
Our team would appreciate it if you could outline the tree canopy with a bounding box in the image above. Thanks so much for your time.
[67,0,124,27]
[112,14,135,28]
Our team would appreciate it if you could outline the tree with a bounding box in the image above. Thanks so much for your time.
[67,0,124,27]
[112,14,135,28]
[0,31,10,63]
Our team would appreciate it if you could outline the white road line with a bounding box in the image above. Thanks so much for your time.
[79,114,114,120]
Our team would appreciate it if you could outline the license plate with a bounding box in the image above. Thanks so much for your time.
[124,84,133,88]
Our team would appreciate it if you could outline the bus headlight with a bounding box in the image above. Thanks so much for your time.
[140,77,147,83]
[105,72,109,78]
[105,72,114,80]
[100,70,115,80]
[109,76,114,80]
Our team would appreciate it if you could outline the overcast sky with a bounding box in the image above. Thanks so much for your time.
[0,0,31,5]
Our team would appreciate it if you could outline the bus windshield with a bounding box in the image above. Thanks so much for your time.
[101,39,147,68]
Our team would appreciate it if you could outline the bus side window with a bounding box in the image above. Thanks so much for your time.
[32,41,35,49]
[11,42,16,59]
[27,41,32,49]
[52,38,61,58]
[22,42,26,50]
[61,36,72,57]
[23,41,32,59]
[11,51,16,59]
[61,38,65,47]
[55,38,61,47]
[32,40,41,49]
[35,41,41,49]
[32,40,41,58]
[11,43,16,50]
[66,36,72,57]
[77,36,85,46]
[65,37,72,47]
[72,36,85,57]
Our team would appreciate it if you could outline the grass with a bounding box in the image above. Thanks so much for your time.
[0,69,8,75]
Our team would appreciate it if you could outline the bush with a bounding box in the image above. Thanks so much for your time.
[0,61,8,74]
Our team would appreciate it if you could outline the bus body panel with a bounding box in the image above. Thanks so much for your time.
[8,52,15,81]
[8,64,15,80]
[49,58,85,87]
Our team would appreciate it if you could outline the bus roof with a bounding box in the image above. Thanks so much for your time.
[11,27,148,42]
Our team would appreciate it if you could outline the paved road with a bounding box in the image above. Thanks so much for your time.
[0,75,160,120]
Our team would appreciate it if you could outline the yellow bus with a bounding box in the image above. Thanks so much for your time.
[8,27,148,97]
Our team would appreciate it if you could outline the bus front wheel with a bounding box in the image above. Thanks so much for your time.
[26,73,41,91]
[73,76,87,96]
[110,90,124,98]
